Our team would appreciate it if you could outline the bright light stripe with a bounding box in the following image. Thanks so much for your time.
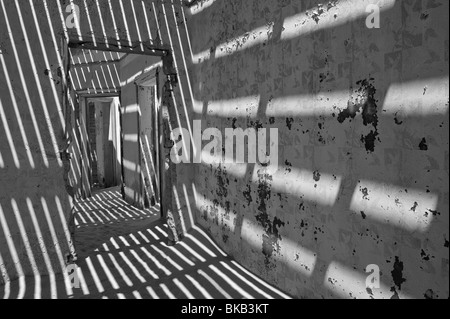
[69,0,82,40]
[141,0,153,42]
[123,134,139,142]
[324,261,412,299]
[182,184,195,230]
[350,180,438,232]
[29,0,66,132]
[197,269,232,299]
[55,197,76,260]
[230,261,292,299]
[129,234,141,245]
[130,250,159,280]
[129,0,144,51]
[26,199,56,298]
[0,47,35,168]
[151,2,162,44]
[0,252,10,299]
[384,77,449,115]
[0,97,20,168]
[282,0,396,41]
[118,252,146,283]
[92,200,115,221]
[118,0,133,48]
[102,244,110,252]
[133,291,143,299]
[221,262,273,299]
[76,267,90,296]
[160,243,195,267]
[138,231,151,244]
[254,165,342,207]
[77,203,96,224]
[172,186,186,234]
[146,286,159,299]
[161,4,194,152]
[11,200,41,299]
[189,0,217,15]
[95,0,109,48]
[117,293,126,299]
[108,0,122,49]
[83,0,97,46]
[180,5,194,61]
[192,23,273,64]
[185,275,213,299]
[154,227,207,263]
[123,158,141,174]
[84,201,105,223]
[13,0,61,166]
[0,150,4,168]
[173,279,195,299]
[54,0,68,40]
[41,198,73,296]
[209,265,253,299]
[266,91,350,117]
[76,211,87,224]
[97,255,120,290]
[147,229,160,240]
[119,236,131,247]
[160,284,176,299]
[150,245,183,271]
[86,257,105,293]
[119,61,162,87]
[170,1,198,156]
[110,238,121,250]
[141,247,172,276]
[140,139,156,200]
[0,203,26,298]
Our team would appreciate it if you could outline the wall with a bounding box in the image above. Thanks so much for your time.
[162,0,449,299]
[0,1,75,282]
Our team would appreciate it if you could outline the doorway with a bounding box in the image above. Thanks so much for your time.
[84,96,122,191]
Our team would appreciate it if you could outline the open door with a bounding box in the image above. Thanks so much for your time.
[136,68,162,209]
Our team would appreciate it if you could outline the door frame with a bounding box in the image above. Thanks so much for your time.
[134,65,164,216]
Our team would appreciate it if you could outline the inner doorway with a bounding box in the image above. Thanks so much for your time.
[84,96,122,191]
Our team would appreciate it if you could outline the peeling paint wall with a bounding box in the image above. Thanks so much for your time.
[175,0,449,299]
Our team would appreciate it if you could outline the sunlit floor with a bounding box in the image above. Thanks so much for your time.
[1,187,291,299]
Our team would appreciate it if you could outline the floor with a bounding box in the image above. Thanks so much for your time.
[1,188,291,299]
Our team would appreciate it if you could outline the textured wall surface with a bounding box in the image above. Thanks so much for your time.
[169,0,449,299]
[0,1,75,282]
[0,0,448,300]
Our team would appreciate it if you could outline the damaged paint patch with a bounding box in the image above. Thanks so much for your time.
[419,138,429,151]
[286,118,294,130]
[306,1,339,24]
[338,78,380,153]
[391,257,407,290]
[255,171,286,267]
